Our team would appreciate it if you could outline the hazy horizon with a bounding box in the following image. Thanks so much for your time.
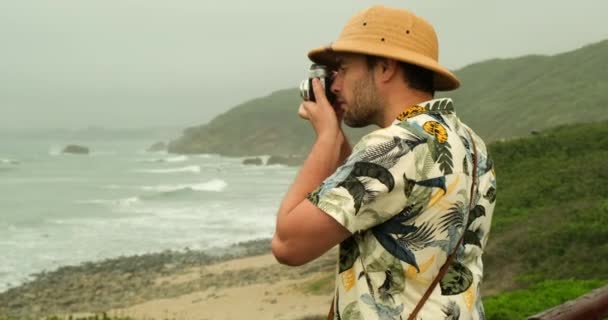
[1,0,607,130]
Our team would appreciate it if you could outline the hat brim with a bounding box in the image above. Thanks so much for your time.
[308,40,460,91]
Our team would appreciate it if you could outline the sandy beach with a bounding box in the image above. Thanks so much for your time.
[0,240,336,320]
[110,254,333,320]
[0,237,515,319]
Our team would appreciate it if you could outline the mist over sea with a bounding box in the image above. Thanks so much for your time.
[0,137,296,293]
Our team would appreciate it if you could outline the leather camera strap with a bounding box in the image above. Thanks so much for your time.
[406,129,478,320]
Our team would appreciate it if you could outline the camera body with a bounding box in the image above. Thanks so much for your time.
[299,64,337,105]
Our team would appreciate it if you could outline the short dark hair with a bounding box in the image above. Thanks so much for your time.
[365,55,435,96]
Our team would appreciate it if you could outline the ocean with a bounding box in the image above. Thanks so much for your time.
[0,137,297,293]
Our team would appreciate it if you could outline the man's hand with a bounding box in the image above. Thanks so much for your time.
[298,78,342,140]
[272,78,354,266]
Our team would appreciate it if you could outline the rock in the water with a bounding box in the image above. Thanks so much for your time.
[266,155,305,167]
[146,141,167,152]
[242,157,263,166]
[0,159,19,165]
[62,145,89,155]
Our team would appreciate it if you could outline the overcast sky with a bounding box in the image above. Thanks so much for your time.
[1,0,606,130]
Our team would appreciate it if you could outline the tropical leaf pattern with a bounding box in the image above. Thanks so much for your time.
[429,139,454,174]
[397,221,436,251]
[424,121,449,144]
[361,294,404,320]
[484,186,497,203]
[309,98,496,320]
[396,105,426,121]
[339,236,360,273]
[464,229,483,248]
[403,173,416,198]
[341,301,362,320]
[442,300,462,320]
[337,162,394,214]
[439,203,466,233]
[425,98,455,114]
[377,268,405,302]
[440,261,474,296]
[357,134,427,169]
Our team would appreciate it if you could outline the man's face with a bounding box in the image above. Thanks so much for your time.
[330,53,384,128]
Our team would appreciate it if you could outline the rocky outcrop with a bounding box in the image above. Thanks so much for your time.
[242,157,263,166]
[0,159,19,165]
[62,145,89,155]
[146,141,167,152]
[267,155,306,167]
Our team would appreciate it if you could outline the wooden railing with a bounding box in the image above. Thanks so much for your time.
[527,285,608,320]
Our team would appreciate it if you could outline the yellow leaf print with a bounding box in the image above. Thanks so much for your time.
[428,188,445,209]
[423,121,448,144]
[341,268,356,292]
[404,254,436,279]
[446,175,461,195]
[464,283,475,311]
[428,175,461,210]
[396,105,426,121]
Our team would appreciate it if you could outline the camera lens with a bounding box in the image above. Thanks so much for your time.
[299,80,311,101]
[299,64,336,104]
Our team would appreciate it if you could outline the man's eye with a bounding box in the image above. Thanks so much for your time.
[335,66,346,75]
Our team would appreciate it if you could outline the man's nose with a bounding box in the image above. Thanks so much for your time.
[331,77,341,95]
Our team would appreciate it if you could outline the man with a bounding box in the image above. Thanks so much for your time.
[272,5,496,320]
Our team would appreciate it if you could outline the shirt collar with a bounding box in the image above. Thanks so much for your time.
[391,98,455,125]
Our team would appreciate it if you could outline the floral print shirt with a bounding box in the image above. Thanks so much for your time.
[307,98,496,320]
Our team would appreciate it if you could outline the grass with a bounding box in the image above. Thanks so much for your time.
[484,279,608,320]
[296,272,334,296]
[482,121,608,292]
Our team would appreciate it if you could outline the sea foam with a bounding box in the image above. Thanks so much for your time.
[136,165,201,174]
[141,179,227,193]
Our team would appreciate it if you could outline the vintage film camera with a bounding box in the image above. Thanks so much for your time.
[299,64,337,106]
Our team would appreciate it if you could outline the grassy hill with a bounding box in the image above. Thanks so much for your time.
[483,120,607,287]
[481,120,608,318]
[167,88,372,156]
[168,39,608,156]
[444,39,608,141]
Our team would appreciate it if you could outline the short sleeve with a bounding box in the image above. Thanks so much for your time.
[307,127,428,234]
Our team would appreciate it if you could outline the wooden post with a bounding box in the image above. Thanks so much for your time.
[528,285,608,320]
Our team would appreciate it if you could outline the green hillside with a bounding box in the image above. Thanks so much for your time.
[444,39,608,141]
[168,39,608,156]
[482,120,608,294]
[167,88,370,156]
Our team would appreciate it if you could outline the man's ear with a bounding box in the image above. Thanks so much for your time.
[376,58,400,82]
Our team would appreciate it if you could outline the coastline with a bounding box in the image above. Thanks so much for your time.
[0,239,335,319]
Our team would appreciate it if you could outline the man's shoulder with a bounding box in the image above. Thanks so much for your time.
[355,121,430,148]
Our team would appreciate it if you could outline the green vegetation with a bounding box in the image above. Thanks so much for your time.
[297,272,335,295]
[483,121,608,292]
[167,88,371,156]
[484,279,607,320]
[168,39,608,156]
[446,40,608,141]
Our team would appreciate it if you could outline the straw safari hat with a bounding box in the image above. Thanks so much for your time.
[308,5,460,91]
